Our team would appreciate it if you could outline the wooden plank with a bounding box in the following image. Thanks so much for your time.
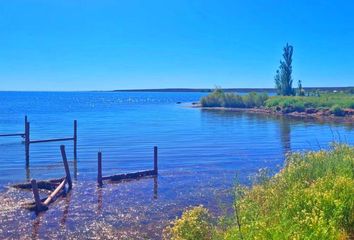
[102,169,156,182]
[30,137,74,144]
[43,179,66,206]
[12,177,64,190]
[60,145,72,190]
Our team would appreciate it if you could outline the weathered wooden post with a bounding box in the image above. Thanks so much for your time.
[97,151,103,187]
[73,120,77,160]
[60,145,72,190]
[31,179,47,212]
[153,176,158,199]
[25,121,30,167]
[154,146,158,175]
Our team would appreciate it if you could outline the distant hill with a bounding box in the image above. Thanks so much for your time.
[113,87,353,93]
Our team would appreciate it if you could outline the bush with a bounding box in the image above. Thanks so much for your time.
[166,145,354,239]
[200,89,269,109]
[223,93,244,108]
[163,206,214,240]
[331,105,345,116]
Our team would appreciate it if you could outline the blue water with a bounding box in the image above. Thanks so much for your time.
[0,91,353,239]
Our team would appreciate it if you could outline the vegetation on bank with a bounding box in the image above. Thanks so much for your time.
[164,144,354,239]
[200,88,269,108]
[200,89,354,116]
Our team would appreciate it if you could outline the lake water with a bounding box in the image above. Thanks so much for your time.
[0,92,353,239]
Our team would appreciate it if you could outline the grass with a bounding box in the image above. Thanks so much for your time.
[200,89,354,116]
[265,93,354,110]
[164,144,354,239]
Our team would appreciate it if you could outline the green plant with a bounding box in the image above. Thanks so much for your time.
[163,206,215,240]
[166,145,354,239]
[223,93,244,108]
[331,105,345,116]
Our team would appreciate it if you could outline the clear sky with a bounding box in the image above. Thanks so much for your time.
[0,0,353,91]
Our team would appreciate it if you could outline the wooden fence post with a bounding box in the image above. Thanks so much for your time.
[73,120,77,160]
[31,179,47,212]
[60,145,72,190]
[97,152,103,187]
[25,121,30,167]
[154,146,158,175]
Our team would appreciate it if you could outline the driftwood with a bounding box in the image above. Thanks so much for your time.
[103,170,156,182]
[12,178,64,191]
[13,145,73,213]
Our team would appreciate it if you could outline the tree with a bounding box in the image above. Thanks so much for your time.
[275,43,295,96]
[297,80,305,96]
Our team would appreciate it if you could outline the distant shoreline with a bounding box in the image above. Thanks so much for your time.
[113,87,353,93]
[0,86,352,93]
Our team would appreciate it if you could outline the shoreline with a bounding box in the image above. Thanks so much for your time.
[191,104,354,124]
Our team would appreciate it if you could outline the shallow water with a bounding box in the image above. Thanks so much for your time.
[0,92,353,239]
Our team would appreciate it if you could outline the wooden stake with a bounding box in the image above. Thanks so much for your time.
[25,121,30,167]
[73,120,77,160]
[154,146,158,175]
[97,151,103,187]
[60,145,72,190]
[31,179,47,212]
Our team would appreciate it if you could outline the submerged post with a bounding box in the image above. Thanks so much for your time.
[31,179,47,212]
[154,146,158,175]
[73,120,77,160]
[25,121,30,167]
[60,145,72,190]
[97,151,103,187]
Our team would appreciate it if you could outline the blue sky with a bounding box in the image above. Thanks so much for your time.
[0,0,353,91]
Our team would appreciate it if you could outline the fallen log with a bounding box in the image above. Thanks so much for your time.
[103,169,156,182]
[12,178,64,191]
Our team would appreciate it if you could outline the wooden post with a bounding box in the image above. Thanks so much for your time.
[60,145,72,190]
[153,176,158,199]
[154,146,158,175]
[97,152,103,187]
[25,121,30,167]
[73,120,77,160]
[31,179,47,212]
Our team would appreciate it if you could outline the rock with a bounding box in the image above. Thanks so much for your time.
[305,108,317,114]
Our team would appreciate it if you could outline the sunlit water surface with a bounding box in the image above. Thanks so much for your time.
[0,92,353,239]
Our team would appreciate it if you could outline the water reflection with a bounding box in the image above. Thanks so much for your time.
[96,176,158,213]
[279,117,291,155]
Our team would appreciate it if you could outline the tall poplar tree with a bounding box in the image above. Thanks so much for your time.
[275,43,295,96]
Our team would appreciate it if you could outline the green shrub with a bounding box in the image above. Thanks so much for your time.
[293,102,305,112]
[223,93,244,108]
[331,105,345,116]
[200,88,225,107]
[163,206,214,240]
[166,145,354,240]
[241,92,268,108]
[200,89,269,109]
